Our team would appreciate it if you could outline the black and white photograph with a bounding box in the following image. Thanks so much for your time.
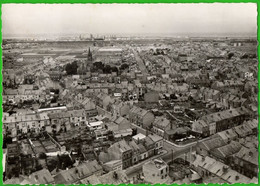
[1,3,258,184]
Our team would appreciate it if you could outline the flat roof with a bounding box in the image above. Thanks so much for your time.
[88,121,103,127]
[132,133,146,140]
[98,48,123,52]
[38,106,67,112]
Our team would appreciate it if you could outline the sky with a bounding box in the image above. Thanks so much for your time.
[2,3,257,37]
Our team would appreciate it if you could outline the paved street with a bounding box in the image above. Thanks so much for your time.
[161,140,196,163]
[132,48,148,75]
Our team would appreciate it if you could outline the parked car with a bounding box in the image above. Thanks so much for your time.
[187,135,195,139]
[176,138,187,142]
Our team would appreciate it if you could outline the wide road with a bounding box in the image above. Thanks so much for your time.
[132,48,148,75]
[161,140,197,163]
[125,137,198,178]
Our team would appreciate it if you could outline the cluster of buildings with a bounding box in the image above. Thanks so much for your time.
[2,36,258,184]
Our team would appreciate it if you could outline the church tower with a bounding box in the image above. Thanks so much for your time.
[87,47,93,61]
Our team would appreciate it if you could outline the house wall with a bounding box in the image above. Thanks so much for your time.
[143,112,155,129]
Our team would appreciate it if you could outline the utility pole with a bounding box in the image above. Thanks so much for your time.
[171,149,174,164]
[190,145,192,166]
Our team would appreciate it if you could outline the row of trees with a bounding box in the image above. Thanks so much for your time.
[65,61,130,75]
[92,61,129,74]
[65,61,78,75]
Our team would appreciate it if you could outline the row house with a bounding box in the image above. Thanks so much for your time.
[3,113,50,136]
[49,109,87,126]
[80,98,98,117]
[211,80,244,92]
[196,87,221,102]
[192,107,250,136]
[129,140,142,165]
[152,116,176,139]
[3,89,48,104]
[230,146,258,178]
[7,143,20,164]
[213,129,238,143]
[191,120,209,137]
[67,109,88,126]
[54,160,102,184]
[196,137,227,157]
[191,154,252,184]
[113,116,131,130]
[128,106,155,129]
[107,140,133,169]
[128,135,159,165]
[220,93,247,109]
[143,136,156,158]
[84,88,109,96]
[244,80,257,95]
[186,76,211,87]
[212,119,257,143]
[48,112,71,133]
[3,109,88,137]
[94,93,113,111]
[111,101,130,117]
[103,136,159,170]
[148,134,163,154]
[210,141,242,163]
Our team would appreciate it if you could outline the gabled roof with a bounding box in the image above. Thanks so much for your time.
[80,174,101,185]
[235,146,258,166]
[192,154,251,184]
[148,134,163,142]
[200,137,226,151]
[215,128,238,141]
[114,116,130,125]
[110,140,132,153]
[212,141,242,158]
[129,140,140,152]
[130,106,149,117]
[99,170,129,184]
[29,168,54,184]
[153,116,170,129]
[200,107,248,124]
[54,160,102,184]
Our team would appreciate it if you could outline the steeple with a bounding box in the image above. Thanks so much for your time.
[88,47,93,61]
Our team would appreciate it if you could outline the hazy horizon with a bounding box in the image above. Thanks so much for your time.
[2,3,257,39]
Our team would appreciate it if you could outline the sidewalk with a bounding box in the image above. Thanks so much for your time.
[164,139,197,148]
[164,137,209,148]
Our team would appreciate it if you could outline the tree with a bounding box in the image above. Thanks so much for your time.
[132,128,137,136]
[103,65,112,73]
[93,61,104,69]
[120,63,129,70]
[227,52,234,59]
[241,53,249,59]
[111,66,119,73]
[65,61,78,75]
[47,158,58,172]
[39,153,47,159]
[59,154,74,169]
[170,94,178,100]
